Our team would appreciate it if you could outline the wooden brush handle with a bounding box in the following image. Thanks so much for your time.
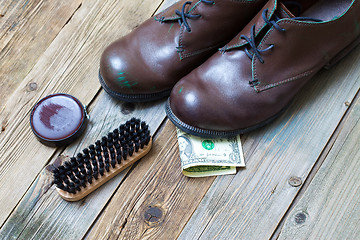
[56,138,152,201]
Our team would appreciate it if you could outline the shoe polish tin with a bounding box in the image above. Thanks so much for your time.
[30,93,88,147]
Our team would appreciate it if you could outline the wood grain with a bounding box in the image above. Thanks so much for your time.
[178,46,360,239]
[0,93,167,239]
[87,120,216,240]
[277,98,360,240]
[0,0,82,103]
[0,0,165,227]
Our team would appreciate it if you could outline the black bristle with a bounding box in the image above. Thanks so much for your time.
[99,161,104,168]
[52,167,59,174]
[69,183,76,193]
[70,157,78,167]
[92,159,97,167]
[83,149,90,158]
[77,157,84,166]
[122,150,128,160]
[75,171,82,179]
[108,142,114,150]
[53,177,61,184]
[135,142,140,152]
[113,128,119,135]
[65,161,71,168]
[75,183,81,192]
[117,153,122,164]
[80,167,86,175]
[95,145,101,152]
[87,175,93,184]
[140,139,145,148]
[93,171,99,180]
[63,178,70,185]
[111,159,116,168]
[145,135,151,145]
[119,135,125,142]
[70,174,76,182]
[89,148,95,156]
[129,145,134,156]
[56,183,65,190]
[115,143,121,151]
[80,179,86,188]
[108,132,113,140]
[53,119,151,198]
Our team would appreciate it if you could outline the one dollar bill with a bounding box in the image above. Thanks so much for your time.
[176,128,245,177]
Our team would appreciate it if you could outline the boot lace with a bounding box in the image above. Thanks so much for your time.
[175,0,215,32]
[242,8,322,64]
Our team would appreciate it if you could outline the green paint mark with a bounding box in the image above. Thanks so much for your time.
[179,87,184,94]
[118,80,138,89]
[150,86,157,91]
[355,20,360,34]
[202,140,215,150]
[115,72,139,89]
[168,23,174,33]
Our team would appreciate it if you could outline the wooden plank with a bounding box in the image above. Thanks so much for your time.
[0,0,82,103]
[0,93,167,239]
[178,46,360,239]
[277,98,360,240]
[86,119,216,239]
[0,0,165,227]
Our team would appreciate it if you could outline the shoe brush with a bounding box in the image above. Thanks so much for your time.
[52,118,152,201]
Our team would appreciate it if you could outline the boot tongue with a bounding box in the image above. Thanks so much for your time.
[274,2,296,19]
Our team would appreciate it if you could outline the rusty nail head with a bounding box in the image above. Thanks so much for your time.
[288,176,302,187]
[295,212,307,225]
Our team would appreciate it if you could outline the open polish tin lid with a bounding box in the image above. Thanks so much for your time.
[30,93,89,147]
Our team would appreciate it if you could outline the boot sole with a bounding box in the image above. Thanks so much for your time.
[165,98,288,138]
[99,71,171,102]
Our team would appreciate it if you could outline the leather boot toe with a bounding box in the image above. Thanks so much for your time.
[99,0,269,102]
[167,0,360,137]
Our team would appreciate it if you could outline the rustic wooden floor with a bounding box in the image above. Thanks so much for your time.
[0,0,359,239]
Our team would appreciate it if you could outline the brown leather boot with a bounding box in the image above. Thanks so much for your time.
[99,0,268,102]
[167,0,360,137]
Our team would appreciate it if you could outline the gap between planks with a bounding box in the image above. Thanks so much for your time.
[86,119,217,240]
[271,89,360,240]
[0,0,83,104]
[0,0,171,229]
[277,92,360,239]
[82,116,169,238]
